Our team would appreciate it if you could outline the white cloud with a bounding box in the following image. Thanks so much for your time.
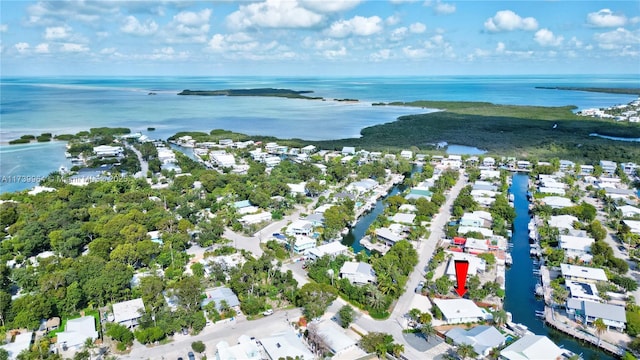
[312,38,341,50]
[34,43,49,53]
[403,46,427,59]
[496,42,506,53]
[14,42,29,53]
[569,36,583,48]
[26,1,118,25]
[484,10,538,32]
[323,46,347,59]
[0,24,7,33]
[100,47,117,54]
[44,26,71,40]
[586,9,627,28]
[121,16,159,36]
[386,15,401,26]
[425,0,456,15]
[534,29,563,47]
[409,22,426,34]
[299,0,361,13]
[326,16,383,38]
[173,8,212,26]
[207,33,261,53]
[370,49,391,61]
[594,28,640,49]
[391,27,408,41]
[390,0,418,3]
[227,0,324,30]
[631,16,640,25]
[60,43,89,52]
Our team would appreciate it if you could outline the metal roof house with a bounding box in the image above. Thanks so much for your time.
[446,325,505,357]
[500,335,564,360]
[112,298,145,328]
[566,299,626,331]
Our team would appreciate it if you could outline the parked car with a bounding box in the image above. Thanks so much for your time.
[619,245,628,253]
[263,309,274,316]
[188,352,195,360]
[415,285,423,294]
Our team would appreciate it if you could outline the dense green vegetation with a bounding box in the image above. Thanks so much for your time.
[178,88,322,100]
[310,101,640,163]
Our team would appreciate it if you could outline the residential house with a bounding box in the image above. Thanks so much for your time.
[560,264,607,283]
[306,241,348,260]
[566,299,626,331]
[620,162,638,176]
[604,188,637,201]
[340,262,377,285]
[264,142,278,153]
[480,170,501,180]
[432,299,489,325]
[516,160,531,169]
[239,212,272,226]
[623,220,640,235]
[215,335,261,360]
[286,220,314,236]
[600,160,617,175]
[211,152,236,168]
[112,298,145,328]
[346,179,378,194]
[341,146,356,155]
[618,205,640,218]
[400,150,413,159]
[405,188,433,201]
[260,330,314,360]
[0,332,33,360]
[293,235,316,254]
[580,165,594,176]
[316,320,359,356]
[201,287,240,311]
[93,145,123,157]
[57,316,99,351]
[445,251,486,278]
[548,215,579,231]
[304,213,324,227]
[559,160,575,172]
[458,226,493,238]
[500,335,564,360]
[375,227,405,246]
[483,157,496,167]
[392,213,416,225]
[542,196,574,209]
[301,145,316,154]
[559,235,594,258]
[287,182,307,196]
[446,326,505,358]
[565,281,600,302]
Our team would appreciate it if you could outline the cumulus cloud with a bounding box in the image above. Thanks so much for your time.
[484,10,538,32]
[165,8,212,43]
[587,9,627,28]
[14,42,29,53]
[60,43,89,52]
[594,28,640,49]
[534,29,563,47]
[403,46,427,59]
[409,22,426,34]
[391,27,408,41]
[299,0,361,13]
[26,1,119,25]
[323,46,347,59]
[121,16,159,35]
[425,0,456,15]
[326,16,383,38]
[386,15,401,26]
[44,26,71,40]
[100,47,117,54]
[34,43,50,53]
[207,33,259,53]
[496,42,506,53]
[173,8,211,26]
[0,24,7,32]
[370,49,391,61]
[227,0,324,30]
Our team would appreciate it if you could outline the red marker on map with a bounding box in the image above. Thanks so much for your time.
[454,260,469,297]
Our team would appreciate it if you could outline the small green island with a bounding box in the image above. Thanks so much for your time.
[177,88,323,100]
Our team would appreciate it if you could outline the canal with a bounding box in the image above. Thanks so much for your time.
[505,173,615,360]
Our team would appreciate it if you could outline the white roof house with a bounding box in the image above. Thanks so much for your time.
[57,316,99,350]
[500,335,564,360]
[549,215,579,230]
[286,220,314,236]
[400,150,413,159]
[317,320,358,355]
[566,299,627,331]
[565,281,601,303]
[542,196,574,209]
[445,251,486,278]
[239,212,272,225]
[559,235,594,258]
[215,335,261,360]
[446,326,505,357]
[458,226,493,238]
[392,213,416,225]
[618,205,640,218]
[432,298,487,325]
[340,261,376,285]
[375,227,404,246]
[260,330,314,360]
[483,157,496,166]
[306,241,348,260]
[346,179,377,194]
[201,287,240,311]
[211,152,236,168]
[341,146,356,155]
[93,145,123,157]
[560,264,607,283]
[623,219,640,235]
[293,235,316,254]
[287,182,307,195]
[0,332,33,360]
[112,298,145,328]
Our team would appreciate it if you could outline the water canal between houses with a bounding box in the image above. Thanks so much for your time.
[505,173,614,360]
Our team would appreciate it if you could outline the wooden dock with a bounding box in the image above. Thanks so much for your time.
[543,307,625,356]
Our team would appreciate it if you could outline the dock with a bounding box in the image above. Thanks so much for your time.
[543,307,625,357]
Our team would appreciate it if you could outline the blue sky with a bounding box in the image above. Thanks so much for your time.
[1,0,639,76]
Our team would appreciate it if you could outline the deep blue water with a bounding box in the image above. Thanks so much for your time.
[506,174,614,360]
[1,75,638,193]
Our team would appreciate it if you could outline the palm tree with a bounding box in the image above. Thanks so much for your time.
[391,343,405,357]
[492,309,508,327]
[456,343,478,360]
[593,318,607,346]
[420,323,435,342]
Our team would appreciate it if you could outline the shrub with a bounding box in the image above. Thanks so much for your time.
[191,340,206,353]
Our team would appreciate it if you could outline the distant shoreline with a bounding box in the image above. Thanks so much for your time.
[177,88,324,100]
[535,86,640,95]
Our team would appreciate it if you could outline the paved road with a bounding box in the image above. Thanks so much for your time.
[121,309,302,360]
[125,143,148,179]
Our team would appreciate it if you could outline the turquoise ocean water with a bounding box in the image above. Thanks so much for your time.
[1,75,638,193]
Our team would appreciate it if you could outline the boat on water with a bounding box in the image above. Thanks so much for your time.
[505,253,513,266]
[535,283,544,297]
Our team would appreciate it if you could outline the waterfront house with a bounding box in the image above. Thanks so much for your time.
[580,164,594,176]
[516,160,531,169]
[445,326,505,358]
[375,227,404,246]
[392,213,416,225]
[211,152,236,168]
[339,261,377,285]
[560,264,607,283]
[215,335,261,360]
[201,287,240,311]
[112,298,145,328]
[405,188,433,201]
[458,226,493,238]
[604,187,637,201]
[286,220,314,237]
[432,299,488,325]
[548,215,579,231]
[483,157,496,167]
[260,330,314,360]
[558,235,594,258]
[559,160,575,172]
[600,160,618,175]
[57,316,98,351]
[445,251,486,278]
[341,146,356,155]
[566,299,626,331]
[621,162,638,175]
[346,179,377,194]
[400,150,413,159]
[93,145,123,158]
[541,196,574,209]
[565,281,600,302]
[399,204,418,213]
[538,187,566,196]
[500,335,564,360]
[623,220,640,235]
[301,145,316,154]
[472,182,498,192]
[480,170,501,180]
[306,241,348,260]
